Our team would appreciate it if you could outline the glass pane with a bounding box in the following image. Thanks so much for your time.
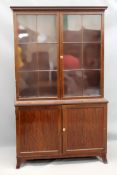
[83,15,101,42]
[17,15,37,43]
[18,44,38,71]
[37,44,58,70]
[37,15,57,43]
[19,71,38,97]
[64,71,83,96]
[63,15,82,42]
[83,43,101,69]
[38,71,57,97]
[83,70,100,96]
[63,44,82,69]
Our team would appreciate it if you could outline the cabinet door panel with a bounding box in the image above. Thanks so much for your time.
[63,105,106,155]
[83,15,101,42]
[16,13,60,99]
[64,70,83,97]
[63,15,82,42]
[62,14,102,98]
[17,106,62,156]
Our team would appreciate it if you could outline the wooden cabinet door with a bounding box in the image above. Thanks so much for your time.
[16,106,62,157]
[62,104,106,155]
[61,14,102,98]
[15,13,60,99]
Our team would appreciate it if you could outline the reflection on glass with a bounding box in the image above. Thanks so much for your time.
[17,14,57,44]
[63,15,82,42]
[63,44,82,69]
[83,43,101,69]
[18,44,58,71]
[17,15,37,43]
[19,71,38,97]
[38,71,57,97]
[18,44,38,71]
[37,44,58,70]
[83,70,100,96]
[19,71,57,98]
[64,71,82,96]
[37,15,57,43]
[83,15,101,42]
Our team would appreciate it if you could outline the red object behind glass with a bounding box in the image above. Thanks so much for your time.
[63,54,80,69]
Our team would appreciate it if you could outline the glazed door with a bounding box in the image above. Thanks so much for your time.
[17,106,62,156]
[15,13,60,99]
[62,105,105,155]
[61,13,102,98]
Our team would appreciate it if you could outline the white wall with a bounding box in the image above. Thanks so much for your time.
[0,0,116,146]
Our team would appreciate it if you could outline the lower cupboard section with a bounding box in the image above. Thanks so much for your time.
[16,106,62,156]
[62,104,106,155]
[15,103,107,168]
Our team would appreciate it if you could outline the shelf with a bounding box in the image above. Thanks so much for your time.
[18,69,101,73]
[19,70,57,73]
[18,42,58,45]
[64,69,100,71]
[63,41,101,44]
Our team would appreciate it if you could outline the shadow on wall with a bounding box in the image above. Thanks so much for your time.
[108,132,117,141]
